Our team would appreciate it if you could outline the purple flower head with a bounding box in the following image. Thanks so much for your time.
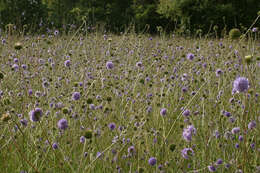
[29,108,43,122]
[231,127,240,134]
[223,111,231,117]
[128,146,135,154]
[12,64,19,71]
[20,119,28,126]
[28,89,33,96]
[182,86,188,92]
[238,135,243,141]
[160,108,167,116]
[248,121,256,130]
[182,125,196,142]
[208,165,217,172]
[215,68,223,77]
[108,122,116,130]
[57,118,68,130]
[96,151,103,158]
[216,158,223,165]
[14,58,18,63]
[147,106,152,113]
[106,61,114,69]
[52,143,58,150]
[148,157,157,166]
[186,53,194,61]
[252,27,258,32]
[181,148,194,159]
[235,143,239,148]
[72,92,80,101]
[64,60,71,67]
[54,30,59,36]
[80,136,86,143]
[136,61,142,67]
[233,77,249,93]
[182,109,190,117]
[21,64,27,69]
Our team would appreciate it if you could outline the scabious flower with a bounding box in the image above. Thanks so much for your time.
[20,119,28,126]
[160,108,167,116]
[216,158,223,165]
[208,165,217,172]
[248,121,256,129]
[186,53,194,60]
[64,60,71,67]
[231,127,240,134]
[128,146,135,154]
[182,125,196,142]
[215,68,223,77]
[106,61,114,69]
[148,157,157,166]
[252,27,258,32]
[52,143,58,149]
[136,61,142,67]
[54,30,59,36]
[233,77,249,93]
[29,108,43,122]
[80,136,86,143]
[182,109,190,117]
[181,148,194,159]
[108,122,116,130]
[57,118,68,130]
[72,92,80,100]
[12,64,19,71]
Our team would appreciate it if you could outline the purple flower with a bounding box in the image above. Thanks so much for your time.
[183,125,196,142]
[160,108,167,116]
[148,157,157,166]
[235,143,239,148]
[29,108,43,122]
[238,135,243,141]
[252,27,258,32]
[181,148,194,159]
[20,119,28,126]
[127,146,135,154]
[54,30,59,36]
[215,68,223,77]
[231,127,240,134]
[182,86,188,92]
[12,64,19,71]
[72,92,80,100]
[208,165,216,172]
[96,151,103,158]
[223,111,231,117]
[248,121,256,129]
[80,136,86,143]
[64,60,71,67]
[52,143,58,149]
[186,53,194,60]
[106,61,114,69]
[216,158,223,165]
[182,109,190,117]
[108,122,116,130]
[233,77,249,93]
[28,89,33,96]
[136,61,142,67]
[57,118,68,130]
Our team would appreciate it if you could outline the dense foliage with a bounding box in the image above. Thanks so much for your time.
[0,0,259,34]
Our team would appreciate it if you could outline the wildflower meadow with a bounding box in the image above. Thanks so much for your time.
[0,27,259,173]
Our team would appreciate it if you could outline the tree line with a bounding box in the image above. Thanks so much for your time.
[0,0,259,35]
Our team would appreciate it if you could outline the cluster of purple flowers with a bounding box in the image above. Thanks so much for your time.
[182,125,196,142]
